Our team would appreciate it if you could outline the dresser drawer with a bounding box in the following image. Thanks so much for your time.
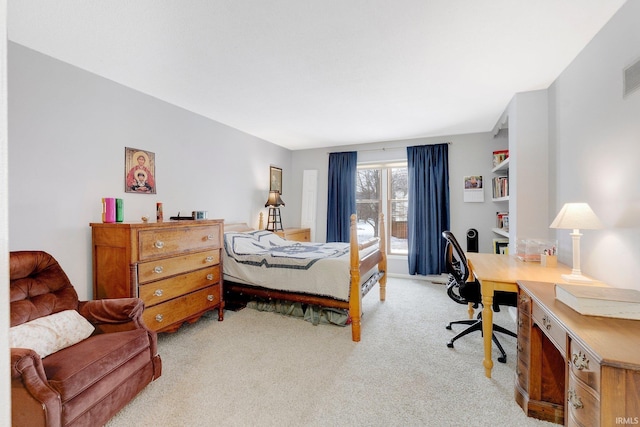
[138,224,222,260]
[532,301,567,356]
[142,285,221,331]
[139,266,220,306]
[569,339,600,393]
[567,371,600,427]
[138,250,219,284]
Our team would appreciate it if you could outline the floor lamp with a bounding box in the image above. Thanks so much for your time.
[549,202,602,283]
[265,190,285,232]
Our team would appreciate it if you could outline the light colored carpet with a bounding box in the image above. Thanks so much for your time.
[106,277,556,427]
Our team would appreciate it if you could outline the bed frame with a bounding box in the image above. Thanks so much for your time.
[224,213,387,342]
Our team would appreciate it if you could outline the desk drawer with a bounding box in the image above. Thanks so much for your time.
[139,266,220,306]
[532,301,567,356]
[142,285,221,331]
[138,250,219,284]
[569,339,600,394]
[138,224,221,260]
[567,371,600,427]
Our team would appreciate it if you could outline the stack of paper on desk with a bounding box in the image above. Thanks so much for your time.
[555,284,640,320]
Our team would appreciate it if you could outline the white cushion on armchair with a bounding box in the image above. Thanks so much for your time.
[9,309,95,358]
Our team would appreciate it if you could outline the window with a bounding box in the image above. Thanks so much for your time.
[356,164,408,255]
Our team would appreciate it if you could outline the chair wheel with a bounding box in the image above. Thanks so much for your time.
[498,356,507,363]
[447,341,454,348]
[445,324,452,330]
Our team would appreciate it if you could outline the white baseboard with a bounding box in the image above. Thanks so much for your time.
[387,272,448,284]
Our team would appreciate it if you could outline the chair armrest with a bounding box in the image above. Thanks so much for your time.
[11,348,62,427]
[78,298,159,357]
[78,298,145,328]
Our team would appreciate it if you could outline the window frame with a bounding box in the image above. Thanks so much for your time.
[357,162,408,256]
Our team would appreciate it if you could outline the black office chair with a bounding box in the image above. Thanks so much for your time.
[442,231,517,363]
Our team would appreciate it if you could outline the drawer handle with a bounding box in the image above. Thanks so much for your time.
[207,295,214,302]
[572,351,590,371]
[155,314,164,323]
[207,274,214,281]
[542,315,552,331]
[207,234,214,240]
[153,289,163,297]
[519,294,530,304]
[154,266,164,274]
[154,240,165,249]
[205,256,214,263]
[567,389,584,409]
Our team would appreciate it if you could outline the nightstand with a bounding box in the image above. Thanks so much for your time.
[274,227,310,242]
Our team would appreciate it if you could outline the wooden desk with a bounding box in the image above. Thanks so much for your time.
[517,280,640,425]
[465,253,575,378]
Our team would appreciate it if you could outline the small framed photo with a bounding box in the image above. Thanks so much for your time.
[125,148,156,194]
[270,166,282,194]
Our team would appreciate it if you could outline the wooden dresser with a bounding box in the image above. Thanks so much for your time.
[274,227,310,242]
[90,219,224,333]
[516,280,640,426]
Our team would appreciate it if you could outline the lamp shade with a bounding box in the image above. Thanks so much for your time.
[265,191,285,207]
[549,203,602,230]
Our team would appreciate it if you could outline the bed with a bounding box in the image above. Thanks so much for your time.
[223,214,387,342]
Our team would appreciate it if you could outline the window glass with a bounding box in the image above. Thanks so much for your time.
[356,165,408,255]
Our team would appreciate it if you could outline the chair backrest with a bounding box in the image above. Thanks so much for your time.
[442,230,469,283]
[9,251,79,327]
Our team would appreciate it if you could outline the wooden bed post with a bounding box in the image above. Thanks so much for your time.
[378,213,387,302]
[349,214,362,342]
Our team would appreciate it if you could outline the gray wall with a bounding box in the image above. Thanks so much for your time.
[8,43,293,300]
[548,0,640,290]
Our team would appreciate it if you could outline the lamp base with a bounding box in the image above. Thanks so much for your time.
[561,273,594,283]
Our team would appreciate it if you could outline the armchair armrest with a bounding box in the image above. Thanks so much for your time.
[78,298,159,359]
[78,298,145,331]
[11,348,62,427]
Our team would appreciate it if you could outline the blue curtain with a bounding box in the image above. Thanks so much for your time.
[326,151,357,243]
[407,144,450,275]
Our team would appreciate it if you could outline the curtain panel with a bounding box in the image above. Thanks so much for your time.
[407,144,450,275]
[326,151,357,243]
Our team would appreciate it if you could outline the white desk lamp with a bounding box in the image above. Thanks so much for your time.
[550,203,602,283]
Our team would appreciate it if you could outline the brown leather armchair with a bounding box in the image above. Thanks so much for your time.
[10,251,162,427]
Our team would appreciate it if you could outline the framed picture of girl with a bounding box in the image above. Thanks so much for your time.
[125,148,156,194]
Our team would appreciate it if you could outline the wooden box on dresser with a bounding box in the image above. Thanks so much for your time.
[516,280,640,427]
[90,219,224,333]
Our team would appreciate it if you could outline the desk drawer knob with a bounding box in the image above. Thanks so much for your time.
[207,294,214,302]
[572,351,590,371]
[207,234,214,240]
[568,389,584,409]
[154,266,164,274]
[205,256,214,263]
[207,273,214,281]
[155,314,164,323]
[154,240,165,249]
[153,289,163,297]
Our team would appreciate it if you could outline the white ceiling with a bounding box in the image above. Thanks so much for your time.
[8,1,627,150]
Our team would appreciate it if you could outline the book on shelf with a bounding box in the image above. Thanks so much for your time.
[495,211,509,229]
[492,149,509,167]
[555,284,640,320]
[492,176,509,198]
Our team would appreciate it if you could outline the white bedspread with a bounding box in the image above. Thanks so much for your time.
[223,230,375,301]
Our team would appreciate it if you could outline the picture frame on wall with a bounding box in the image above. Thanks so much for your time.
[270,166,282,194]
[125,147,156,194]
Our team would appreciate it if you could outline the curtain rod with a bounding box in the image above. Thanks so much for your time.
[327,141,452,154]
